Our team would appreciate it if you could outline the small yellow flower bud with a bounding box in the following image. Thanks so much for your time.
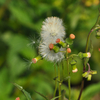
[87,74,92,81]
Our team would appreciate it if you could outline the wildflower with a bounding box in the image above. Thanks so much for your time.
[49,43,60,53]
[15,97,20,100]
[83,52,91,58]
[67,48,71,53]
[82,71,97,81]
[72,68,78,73]
[39,40,65,62]
[69,34,75,39]
[32,55,42,63]
[41,17,66,41]
[56,38,66,47]
[70,60,78,73]
[78,52,91,59]
[98,48,100,51]
[96,29,100,39]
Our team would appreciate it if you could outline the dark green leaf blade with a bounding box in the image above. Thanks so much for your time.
[12,83,33,100]
[33,90,49,100]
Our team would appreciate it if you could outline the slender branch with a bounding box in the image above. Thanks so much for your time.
[77,79,84,100]
[66,51,71,100]
[54,65,57,97]
[78,10,100,100]
[58,64,61,100]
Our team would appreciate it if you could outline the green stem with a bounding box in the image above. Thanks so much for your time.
[62,61,64,79]
[86,11,100,53]
[78,10,100,100]
[68,60,71,100]
[58,64,61,100]
[54,65,57,97]
[66,52,71,100]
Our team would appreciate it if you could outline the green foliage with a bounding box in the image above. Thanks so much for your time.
[13,83,33,100]
[82,83,100,100]
[0,0,100,100]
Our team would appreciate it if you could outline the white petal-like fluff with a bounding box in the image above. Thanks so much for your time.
[39,39,65,62]
[41,17,66,41]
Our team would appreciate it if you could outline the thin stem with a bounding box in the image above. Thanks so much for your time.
[58,64,61,100]
[77,80,84,100]
[54,65,57,97]
[68,60,71,100]
[78,10,100,100]
[87,63,91,72]
[62,61,64,79]
[68,54,78,59]
[85,11,100,52]
[66,51,71,100]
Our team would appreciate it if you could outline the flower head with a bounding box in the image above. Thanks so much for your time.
[82,70,97,81]
[70,34,75,39]
[39,40,65,62]
[32,56,42,63]
[41,17,66,41]
[56,38,66,47]
[15,97,20,100]
[49,43,60,53]
[78,52,91,59]
[72,68,78,73]
[67,48,71,53]
[86,52,91,58]
[70,60,78,73]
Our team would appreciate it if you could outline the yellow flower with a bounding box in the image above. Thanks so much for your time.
[82,70,97,81]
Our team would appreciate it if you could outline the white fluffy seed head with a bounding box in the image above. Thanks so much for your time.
[39,39,65,63]
[41,17,66,41]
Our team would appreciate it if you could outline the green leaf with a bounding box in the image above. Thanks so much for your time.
[61,90,66,100]
[82,83,100,100]
[13,83,33,100]
[51,95,61,100]
[1,32,36,78]
[66,38,73,45]
[0,67,13,100]
[9,5,40,31]
[33,90,49,100]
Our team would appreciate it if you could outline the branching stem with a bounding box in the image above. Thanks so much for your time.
[54,65,57,97]
[78,10,100,100]
[58,64,61,100]
[66,51,71,100]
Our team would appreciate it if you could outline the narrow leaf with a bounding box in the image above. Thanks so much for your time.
[12,83,32,100]
[33,90,49,100]
[82,83,100,100]
[51,95,61,100]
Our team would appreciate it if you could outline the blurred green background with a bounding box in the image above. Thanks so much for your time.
[0,0,100,100]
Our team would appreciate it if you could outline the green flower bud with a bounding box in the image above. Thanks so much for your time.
[96,29,100,39]
[53,46,60,53]
[56,38,66,47]
[78,52,91,58]
[49,43,60,53]
[70,60,78,73]
[87,74,92,81]
[32,55,42,63]
[66,38,73,45]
